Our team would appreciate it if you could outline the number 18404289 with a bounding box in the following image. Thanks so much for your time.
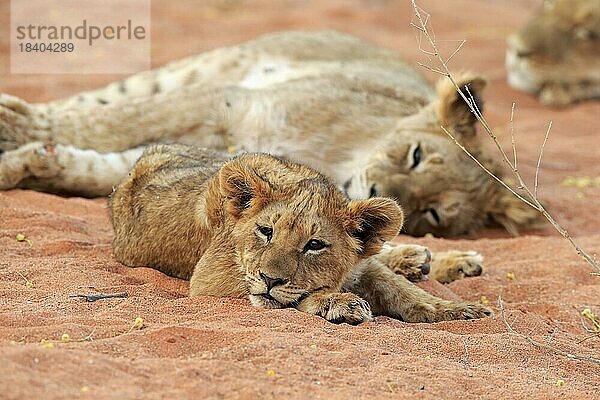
[18,42,75,52]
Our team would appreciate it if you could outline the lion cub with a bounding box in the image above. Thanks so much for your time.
[110,144,491,324]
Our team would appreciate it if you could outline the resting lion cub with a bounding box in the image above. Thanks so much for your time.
[110,144,491,324]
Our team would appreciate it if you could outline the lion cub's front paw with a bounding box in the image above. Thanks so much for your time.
[378,244,431,282]
[439,301,492,321]
[323,293,372,325]
[456,302,492,320]
[430,250,483,284]
[405,300,492,323]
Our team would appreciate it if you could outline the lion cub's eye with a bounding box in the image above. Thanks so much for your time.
[303,239,328,253]
[411,144,422,169]
[257,225,273,241]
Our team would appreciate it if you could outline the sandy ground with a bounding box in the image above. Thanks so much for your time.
[1,0,599,399]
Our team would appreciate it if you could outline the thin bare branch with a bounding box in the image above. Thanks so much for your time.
[69,292,128,302]
[416,62,447,76]
[460,337,470,369]
[441,126,539,209]
[464,86,487,130]
[510,103,518,171]
[499,297,600,364]
[534,121,552,200]
[445,39,466,64]
[409,22,425,32]
[411,0,600,274]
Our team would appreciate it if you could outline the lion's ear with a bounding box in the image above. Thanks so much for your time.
[485,186,543,236]
[345,198,403,257]
[436,73,486,144]
[218,158,272,218]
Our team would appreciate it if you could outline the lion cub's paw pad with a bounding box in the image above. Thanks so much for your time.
[325,293,372,325]
[382,244,432,282]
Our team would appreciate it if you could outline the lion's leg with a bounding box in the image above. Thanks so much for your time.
[46,47,254,112]
[344,259,491,322]
[429,250,483,284]
[0,142,143,196]
[1,48,255,153]
[1,85,249,154]
[540,81,600,106]
[295,290,372,325]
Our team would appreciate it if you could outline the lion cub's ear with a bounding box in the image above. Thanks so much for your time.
[436,73,486,145]
[218,158,272,218]
[344,198,404,257]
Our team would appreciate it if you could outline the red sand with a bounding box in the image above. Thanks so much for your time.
[1,1,599,398]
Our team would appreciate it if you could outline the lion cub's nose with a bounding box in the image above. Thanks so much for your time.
[259,272,288,290]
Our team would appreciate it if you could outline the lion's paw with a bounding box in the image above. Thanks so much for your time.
[378,244,431,282]
[430,250,483,284]
[404,300,492,323]
[324,293,372,325]
[0,94,33,152]
[539,83,573,107]
[0,142,60,190]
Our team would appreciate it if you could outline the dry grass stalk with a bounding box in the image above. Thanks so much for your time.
[410,0,599,275]
[498,297,600,364]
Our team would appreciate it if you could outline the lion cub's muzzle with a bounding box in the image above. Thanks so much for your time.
[245,271,309,310]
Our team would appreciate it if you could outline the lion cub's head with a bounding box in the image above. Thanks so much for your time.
[345,74,542,237]
[216,154,402,309]
[506,0,600,105]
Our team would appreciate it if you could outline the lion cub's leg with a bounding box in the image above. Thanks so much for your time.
[295,290,372,325]
[344,259,491,322]
[0,142,143,196]
[429,250,483,284]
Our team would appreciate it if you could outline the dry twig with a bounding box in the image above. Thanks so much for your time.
[410,0,599,275]
[69,292,128,302]
[460,337,470,370]
[498,297,600,364]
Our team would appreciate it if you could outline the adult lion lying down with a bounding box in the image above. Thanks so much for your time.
[506,0,600,106]
[0,30,539,238]
[110,144,491,324]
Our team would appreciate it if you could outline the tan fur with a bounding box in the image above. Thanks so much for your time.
[0,30,540,238]
[507,0,600,106]
[429,251,484,284]
[109,144,491,324]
